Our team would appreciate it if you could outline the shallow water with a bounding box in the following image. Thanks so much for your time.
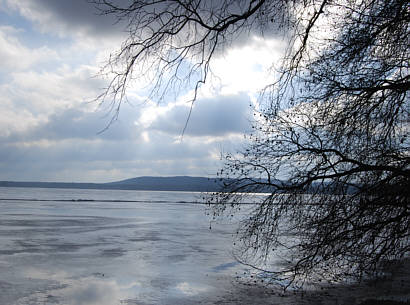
[0,187,250,305]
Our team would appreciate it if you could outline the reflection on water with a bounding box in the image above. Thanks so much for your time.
[18,271,137,305]
[175,282,209,296]
[0,187,248,305]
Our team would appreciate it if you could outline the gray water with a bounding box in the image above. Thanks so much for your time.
[0,187,253,305]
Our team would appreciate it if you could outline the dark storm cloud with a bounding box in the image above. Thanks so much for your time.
[16,0,284,46]
[150,93,252,136]
[10,0,127,38]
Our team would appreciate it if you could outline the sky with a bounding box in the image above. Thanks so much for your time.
[0,0,284,183]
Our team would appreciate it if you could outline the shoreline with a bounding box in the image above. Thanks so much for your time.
[225,258,410,305]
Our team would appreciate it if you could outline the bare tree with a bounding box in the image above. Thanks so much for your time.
[95,0,409,288]
[209,0,409,288]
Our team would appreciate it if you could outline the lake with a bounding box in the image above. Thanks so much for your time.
[2,187,408,305]
[0,187,272,305]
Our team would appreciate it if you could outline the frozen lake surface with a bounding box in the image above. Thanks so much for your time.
[0,187,270,305]
[1,187,409,305]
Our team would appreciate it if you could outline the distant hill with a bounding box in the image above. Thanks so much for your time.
[106,176,224,191]
[0,176,225,192]
[0,177,351,194]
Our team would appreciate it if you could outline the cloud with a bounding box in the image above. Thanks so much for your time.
[0,136,226,182]
[7,107,137,142]
[0,25,59,70]
[3,0,125,40]
[0,62,252,183]
[207,36,284,96]
[0,99,208,181]
[0,100,244,182]
[0,64,108,134]
[0,1,276,183]
[148,93,253,137]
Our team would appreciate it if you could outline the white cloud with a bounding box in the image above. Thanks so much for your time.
[0,25,59,70]
[205,36,284,96]
[0,65,105,137]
